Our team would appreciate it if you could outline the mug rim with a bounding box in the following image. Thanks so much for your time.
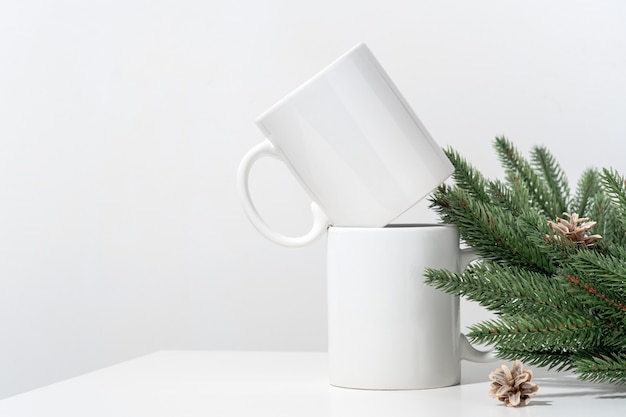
[328,223,455,229]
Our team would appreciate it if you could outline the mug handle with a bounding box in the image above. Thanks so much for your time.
[458,247,496,362]
[237,139,330,247]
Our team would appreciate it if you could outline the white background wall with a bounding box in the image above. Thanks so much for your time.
[0,0,624,399]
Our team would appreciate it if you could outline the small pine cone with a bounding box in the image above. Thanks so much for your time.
[546,212,602,247]
[489,360,540,407]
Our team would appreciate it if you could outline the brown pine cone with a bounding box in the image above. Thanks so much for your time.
[546,212,602,247]
[488,360,540,407]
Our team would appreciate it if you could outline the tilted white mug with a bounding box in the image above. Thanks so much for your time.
[327,224,494,390]
[237,43,454,247]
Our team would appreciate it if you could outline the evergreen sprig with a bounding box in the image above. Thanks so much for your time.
[425,262,580,316]
[467,316,609,351]
[530,145,570,215]
[425,136,626,385]
[494,136,564,219]
[576,354,626,384]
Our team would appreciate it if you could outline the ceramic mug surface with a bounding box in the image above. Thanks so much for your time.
[237,43,453,247]
[327,224,493,390]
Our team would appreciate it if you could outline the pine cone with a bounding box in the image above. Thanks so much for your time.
[546,212,602,247]
[489,360,540,407]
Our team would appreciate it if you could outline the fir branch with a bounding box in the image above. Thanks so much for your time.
[604,244,626,266]
[602,168,626,209]
[487,179,533,215]
[494,136,562,219]
[494,347,576,372]
[467,315,617,353]
[564,248,626,325]
[575,353,626,384]
[443,147,491,204]
[572,169,602,216]
[424,261,579,316]
[427,138,626,383]
[568,169,620,246]
[531,145,570,214]
[589,193,614,245]
[564,273,626,323]
[430,186,555,273]
[600,168,626,245]
[569,250,626,292]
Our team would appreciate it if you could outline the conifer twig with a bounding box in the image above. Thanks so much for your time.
[575,354,626,384]
[427,137,626,384]
[494,137,562,219]
[530,145,570,215]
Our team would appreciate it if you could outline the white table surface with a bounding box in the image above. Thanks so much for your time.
[0,351,625,416]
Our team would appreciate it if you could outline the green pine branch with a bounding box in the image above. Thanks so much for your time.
[531,145,570,214]
[575,354,626,384]
[426,136,626,385]
[466,316,609,352]
[572,169,602,217]
[494,347,576,372]
[494,136,563,219]
[559,249,626,329]
[443,147,491,204]
[430,182,555,274]
[600,168,626,246]
[602,168,626,209]
[487,178,533,215]
[424,261,579,316]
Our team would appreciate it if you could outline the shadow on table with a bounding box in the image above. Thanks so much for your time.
[536,375,626,400]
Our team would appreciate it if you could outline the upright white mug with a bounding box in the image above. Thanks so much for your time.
[237,43,454,247]
[327,224,494,390]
